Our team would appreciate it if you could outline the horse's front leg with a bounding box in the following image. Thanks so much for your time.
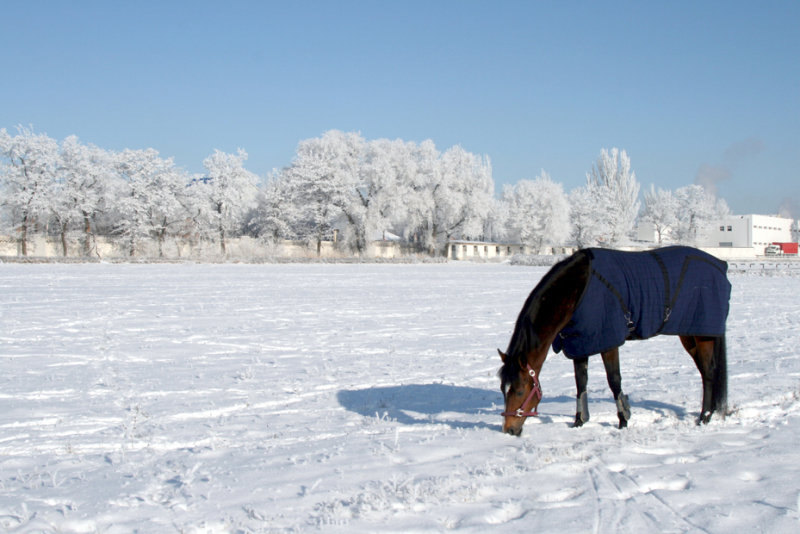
[573,357,590,427]
[601,348,630,429]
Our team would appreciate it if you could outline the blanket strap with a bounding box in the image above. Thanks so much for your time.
[648,251,673,332]
[652,253,720,334]
[591,270,634,334]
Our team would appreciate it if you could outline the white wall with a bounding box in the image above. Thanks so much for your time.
[0,235,417,261]
[447,242,530,260]
[700,246,759,260]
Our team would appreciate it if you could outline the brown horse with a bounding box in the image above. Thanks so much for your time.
[499,246,731,436]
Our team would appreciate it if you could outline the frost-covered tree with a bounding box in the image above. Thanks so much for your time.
[0,126,60,255]
[389,141,495,254]
[411,145,494,254]
[569,184,610,248]
[672,184,730,245]
[438,146,495,242]
[151,166,194,257]
[111,148,189,257]
[281,130,419,254]
[402,140,439,248]
[325,132,385,253]
[280,131,366,254]
[482,196,509,243]
[278,133,496,256]
[176,174,214,248]
[583,148,641,246]
[641,185,678,244]
[244,172,295,242]
[201,149,259,254]
[282,151,337,255]
[502,171,570,251]
[360,138,415,242]
[55,136,113,256]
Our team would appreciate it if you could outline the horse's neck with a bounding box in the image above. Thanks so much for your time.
[515,252,590,371]
[522,303,576,375]
[531,263,587,353]
[537,312,574,345]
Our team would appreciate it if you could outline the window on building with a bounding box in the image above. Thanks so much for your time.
[727,226,732,231]
[720,226,725,231]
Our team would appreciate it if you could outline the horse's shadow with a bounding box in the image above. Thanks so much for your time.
[580,397,690,428]
[337,385,692,432]
[634,398,689,420]
[337,384,504,431]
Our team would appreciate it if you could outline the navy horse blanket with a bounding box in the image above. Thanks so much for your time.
[552,246,731,359]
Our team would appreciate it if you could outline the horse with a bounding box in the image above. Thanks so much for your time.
[498,246,731,436]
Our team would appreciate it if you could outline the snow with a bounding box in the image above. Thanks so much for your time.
[1,262,799,533]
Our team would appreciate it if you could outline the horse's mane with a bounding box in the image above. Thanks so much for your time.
[499,250,592,389]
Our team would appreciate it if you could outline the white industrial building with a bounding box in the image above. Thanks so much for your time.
[637,214,799,258]
[703,214,799,253]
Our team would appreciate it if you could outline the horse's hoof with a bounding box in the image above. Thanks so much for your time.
[616,393,631,421]
[698,410,713,425]
[618,416,628,429]
[573,415,584,428]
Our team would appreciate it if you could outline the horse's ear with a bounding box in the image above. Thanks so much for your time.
[497,349,507,362]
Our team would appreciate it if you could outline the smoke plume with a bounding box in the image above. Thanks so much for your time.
[694,137,765,196]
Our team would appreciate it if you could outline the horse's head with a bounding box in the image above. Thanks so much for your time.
[496,251,590,436]
[498,349,543,436]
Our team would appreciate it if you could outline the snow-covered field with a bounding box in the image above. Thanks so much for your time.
[1,262,799,533]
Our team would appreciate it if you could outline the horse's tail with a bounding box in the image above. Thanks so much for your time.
[713,334,728,415]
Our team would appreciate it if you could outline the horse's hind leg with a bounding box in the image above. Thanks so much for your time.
[681,335,727,424]
[573,357,590,427]
[601,348,631,429]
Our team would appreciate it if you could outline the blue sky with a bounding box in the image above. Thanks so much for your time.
[2,0,798,215]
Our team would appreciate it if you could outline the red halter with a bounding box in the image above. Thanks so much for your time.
[502,364,543,418]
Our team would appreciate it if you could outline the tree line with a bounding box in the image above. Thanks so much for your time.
[0,126,729,258]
